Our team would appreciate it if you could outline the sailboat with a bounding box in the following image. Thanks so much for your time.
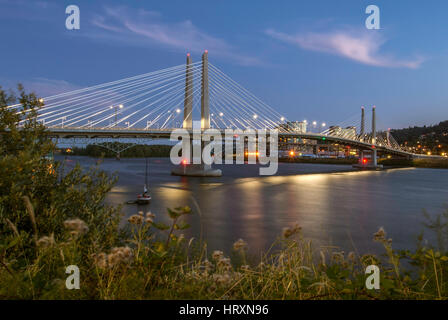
[136,158,151,204]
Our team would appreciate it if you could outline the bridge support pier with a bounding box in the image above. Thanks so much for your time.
[353,106,383,170]
[172,51,222,177]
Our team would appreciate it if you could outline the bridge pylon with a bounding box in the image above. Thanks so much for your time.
[354,106,383,170]
[183,53,193,129]
[172,51,222,177]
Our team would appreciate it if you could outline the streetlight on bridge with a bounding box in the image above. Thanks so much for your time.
[110,104,123,127]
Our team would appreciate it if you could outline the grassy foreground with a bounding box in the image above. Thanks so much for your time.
[2,202,448,300]
[1,85,448,300]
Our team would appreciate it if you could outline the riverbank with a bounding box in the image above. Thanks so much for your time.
[61,144,172,158]
[379,158,448,169]
[280,156,448,169]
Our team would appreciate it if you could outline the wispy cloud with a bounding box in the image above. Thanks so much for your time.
[265,28,424,69]
[87,6,261,66]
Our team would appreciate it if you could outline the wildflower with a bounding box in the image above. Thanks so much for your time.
[241,264,250,272]
[233,238,247,251]
[146,212,155,218]
[203,259,214,269]
[212,250,224,261]
[217,257,232,271]
[92,252,108,269]
[282,223,301,238]
[145,217,154,224]
[200,259,214,274]
[128,214,144,225]
[213,273,231,285]
[145,212,155,224]
[373,227,386,242]
[107,246,133,268]
[36,234,55,248]
[138,211,144,216]
[63,218,89,235]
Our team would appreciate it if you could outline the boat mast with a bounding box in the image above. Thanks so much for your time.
[144,158,149,192]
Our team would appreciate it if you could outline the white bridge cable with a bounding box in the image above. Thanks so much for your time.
[209,85,262,129]
[208,71,280,129]
[132,66,204,129]
[51,65,203,128]
[130,73,203,128]
[73,80,185,128]
[11,63,198,113]
[209,64,286,123]
[209,63,285,122]
[61,71,194,128]
[35,66,195,124]
[41,62,200,102]
[208,69,281,129]
[45,77,186,127]
[107,66,203,128]
[321,112,360,134]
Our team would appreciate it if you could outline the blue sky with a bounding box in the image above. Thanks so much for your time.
[0,0,447,129]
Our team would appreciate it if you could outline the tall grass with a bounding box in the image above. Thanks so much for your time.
[1,198,448,300]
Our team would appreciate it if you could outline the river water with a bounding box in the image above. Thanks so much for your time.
[59,156,448,256]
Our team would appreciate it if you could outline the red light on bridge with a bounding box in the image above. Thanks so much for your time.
[182,159,188,165]
[187,53,190,57]
[362,158,368,164]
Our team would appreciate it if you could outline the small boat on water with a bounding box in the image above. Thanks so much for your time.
[136,158,151,204]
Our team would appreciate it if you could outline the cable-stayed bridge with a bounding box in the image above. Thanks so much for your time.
[10,51,435,168]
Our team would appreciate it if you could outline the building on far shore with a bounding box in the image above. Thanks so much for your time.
[277,121,307,133]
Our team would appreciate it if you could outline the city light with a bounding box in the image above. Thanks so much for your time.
[322,123,326,127]
[253,114,258,119]
[280,117,285,121]
[176,108,181,113]
[219,112,224,116]
[119,104,123,109]
[312,121,317,126]
[289,150,295,157]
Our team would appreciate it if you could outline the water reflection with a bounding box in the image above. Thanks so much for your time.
[60,156,448,256]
